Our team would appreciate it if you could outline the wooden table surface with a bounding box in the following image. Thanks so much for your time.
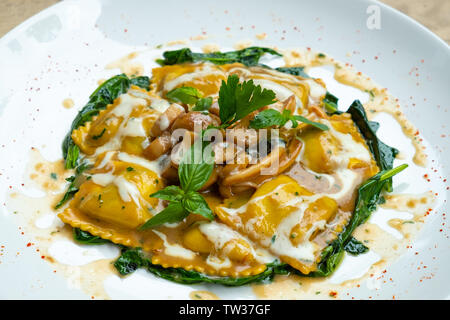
[0,0,448,43]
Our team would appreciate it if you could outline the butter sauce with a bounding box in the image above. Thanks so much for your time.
[4,42,439,300]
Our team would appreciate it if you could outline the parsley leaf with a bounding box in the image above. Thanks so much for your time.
[248,109,287,128]
[218,74,277,127]
[249,109,329,131]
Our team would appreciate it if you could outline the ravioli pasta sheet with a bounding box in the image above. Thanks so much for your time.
[57,47,399,282]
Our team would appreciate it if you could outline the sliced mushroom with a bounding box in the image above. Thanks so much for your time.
[219,138,302,196]
[171,111,220,132]
[143,131,172,161]
[170,129,195,168]
[150,103,186,137]
[209,101,220,116]
[283,95,296,114]
[308,104,327,119]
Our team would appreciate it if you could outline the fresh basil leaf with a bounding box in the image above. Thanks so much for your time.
[346,100,399,192]
[178,140,214,192]
[150,185,184,202]
[344,237,369,255]
[192,97,213,111]
[292,115,329,131]
[182,191,214,220]
[139,202,188,229]
[158,47,282,67]
[249,109,287,129]
[166,86,203,105]
[73,228,110,245]
[218,74,277,126]
[275,66,310,78]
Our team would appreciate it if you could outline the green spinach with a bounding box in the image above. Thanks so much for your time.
[275,66,310,78]
[54,162,91,209]
[346,100,399,192]
[311,164,408,276]
[73,228,110,245]
[157,47,281,67]
[62,74,150,169]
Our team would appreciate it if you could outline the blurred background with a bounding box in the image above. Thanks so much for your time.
[0,0,448,43]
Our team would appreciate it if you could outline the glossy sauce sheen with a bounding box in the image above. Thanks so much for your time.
[57,59,379,278]
[4,45,436,300]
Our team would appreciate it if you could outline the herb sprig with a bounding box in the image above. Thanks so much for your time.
[218,74,277,128]
[140,139,215,229]
[249,108,329,131]
[166,86,212,111]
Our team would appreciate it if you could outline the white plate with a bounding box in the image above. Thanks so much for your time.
[0,0,449,299]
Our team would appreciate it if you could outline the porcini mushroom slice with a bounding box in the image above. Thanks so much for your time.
[283,95,296,114]
[143,131,172,161]
[150,103,186,137]
[171,111,220,132]
[221,138,302,186]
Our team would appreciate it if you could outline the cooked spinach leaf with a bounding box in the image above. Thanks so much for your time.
[344,237,369,255]
[95,165,408,284]
[62,74,150,169]
[346,100,399,192]
[275,66,310,78]
[312,164,408,276]
[322,92,339,113]
[114,247,281,286]
[114,247,148,275]
[157,47,281,67]
[73,228,110,245]
[54,162,91,209]
[130,76,151,91]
